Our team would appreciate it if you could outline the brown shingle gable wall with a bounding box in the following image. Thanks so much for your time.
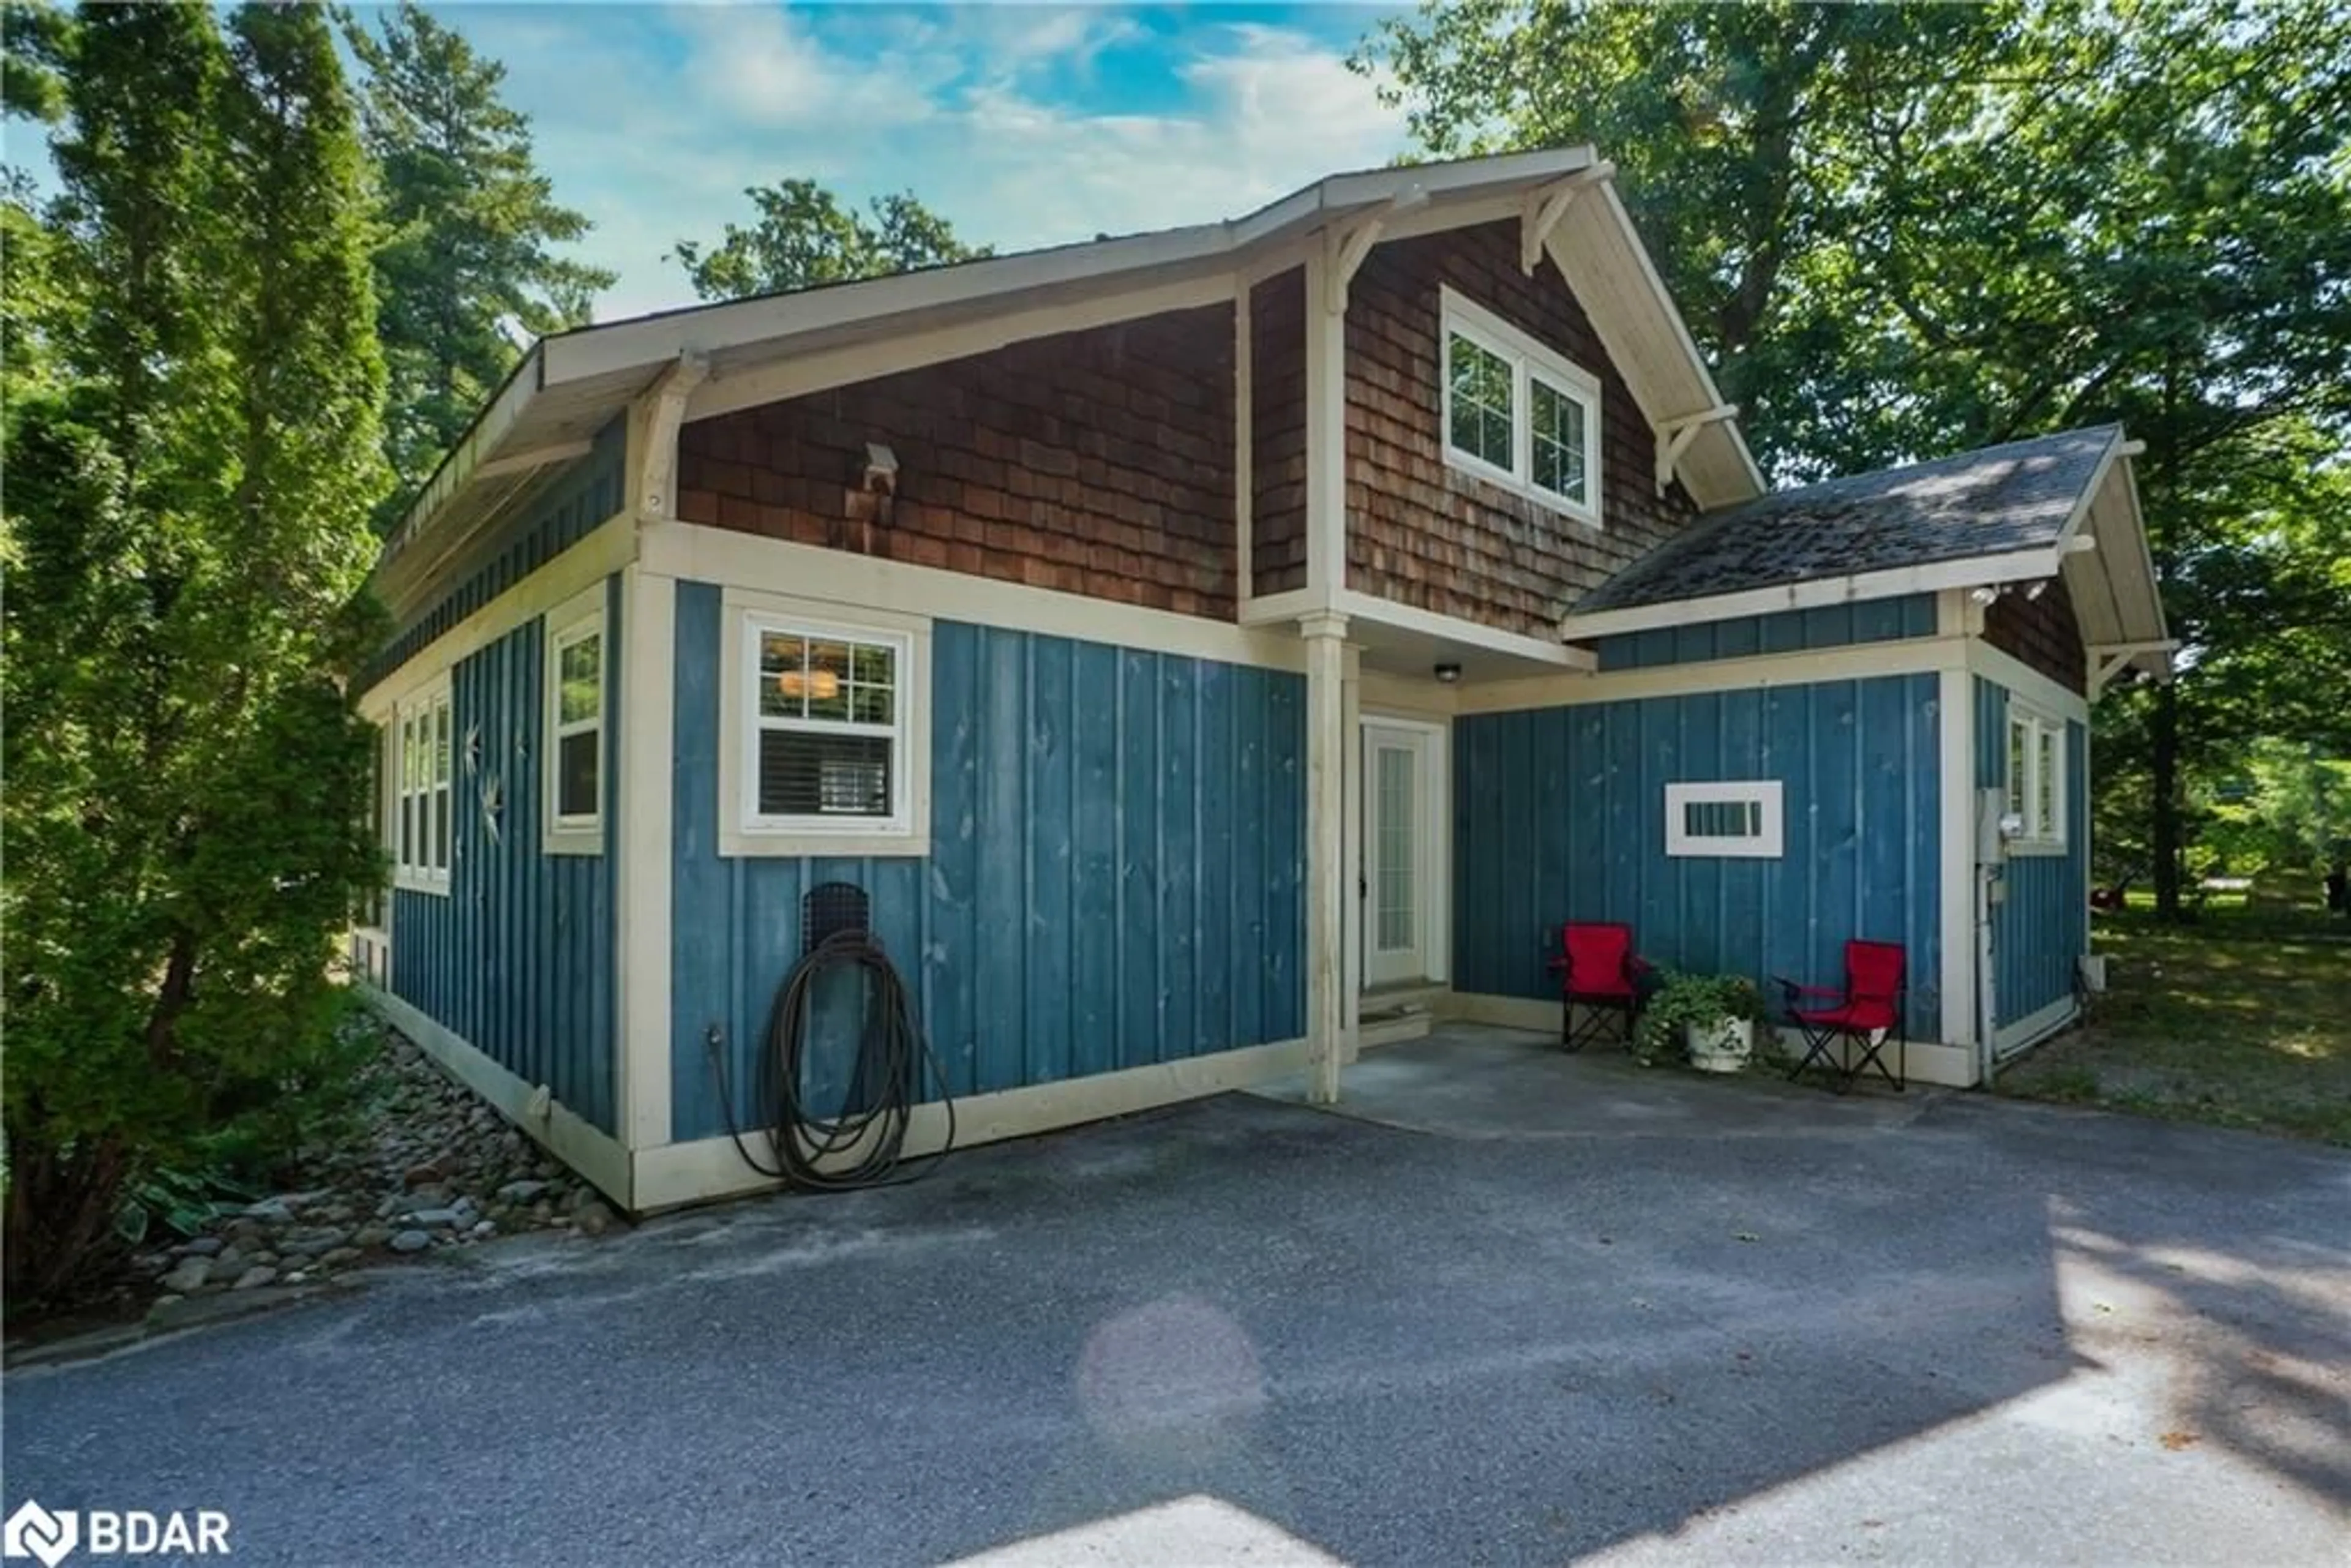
[1250,268,1308,598]
[677,304,1239,618]
[1985,576,2088,694]
[1343,221,1695,639]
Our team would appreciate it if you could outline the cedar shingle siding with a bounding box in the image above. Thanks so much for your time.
[1249,268,1308,598]
[678,304,1239,618]
[1985,575,2088,693]
[1342,222,1696,640]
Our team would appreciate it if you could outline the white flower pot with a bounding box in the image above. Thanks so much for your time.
[1686,1018,1755,1073]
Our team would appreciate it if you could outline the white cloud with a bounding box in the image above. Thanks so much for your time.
[451,4,1412,321]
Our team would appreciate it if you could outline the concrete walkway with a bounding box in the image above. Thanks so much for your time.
[6,1054,2347,1566]
[1251,1022,1932,1138]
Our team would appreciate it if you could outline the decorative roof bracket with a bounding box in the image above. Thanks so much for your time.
[1654,403,1739,495]
[1520,163,1611,275]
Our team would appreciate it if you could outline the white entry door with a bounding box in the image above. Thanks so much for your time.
[1362,722,1433,988]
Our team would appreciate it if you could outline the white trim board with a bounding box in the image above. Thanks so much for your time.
[1558,549,2063,642]
[1965,639,2091,726]
[632,1037,1311,1211]
[615,566,675,1152]
[641,519,1308,672]
[1457,635,1967,715]
[364,983,635,1207]
[1937,664,1978,1052]
[1992,993,2080,1063]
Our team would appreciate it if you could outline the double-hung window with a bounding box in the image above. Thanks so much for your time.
[2004,703,2068,852]
[544,585,606,853]
[1440,287,1603,524]
[722,590,931,858]
[393,675,453,891]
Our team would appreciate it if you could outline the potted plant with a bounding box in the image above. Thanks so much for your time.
[1633,970,1763,1071]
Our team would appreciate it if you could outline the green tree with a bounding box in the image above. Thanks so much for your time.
[1361,0,2351,918]
[672,178,991,302]
[2,1,391,1304]
[345,1,613,509]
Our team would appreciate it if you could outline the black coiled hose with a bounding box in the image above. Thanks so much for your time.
[709,928,954,1191]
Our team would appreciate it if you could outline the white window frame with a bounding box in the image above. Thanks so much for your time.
[1664,780,1784,859]
[1439,286,1604,527]
[391,673,453,894]
[2004,702,2069,854]
[543,585,606,855]
[718,587,931,859]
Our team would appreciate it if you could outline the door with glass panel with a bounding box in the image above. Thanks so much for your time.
[1362,723,1432,988]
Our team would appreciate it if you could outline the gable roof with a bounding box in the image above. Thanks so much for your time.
[376,147,1765,612]
[1561,425,2173,678]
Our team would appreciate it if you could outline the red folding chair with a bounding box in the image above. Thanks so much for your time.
[1547,923,1651,1052]
[1776,940,1907,1093]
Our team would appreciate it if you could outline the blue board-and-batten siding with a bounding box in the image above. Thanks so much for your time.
[1453,674,1943,1040]
[1974,677,2090,1029]
[667,583,1307,1146]
[388,579,620,1135]
[1593,594,1936,671]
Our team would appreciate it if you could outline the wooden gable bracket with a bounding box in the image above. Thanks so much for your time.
[1520,163,1613,275]
[2088,640,2179,698]
[1321,186,1429,316]
[631,352,709,521]
[1653,403,1739,494]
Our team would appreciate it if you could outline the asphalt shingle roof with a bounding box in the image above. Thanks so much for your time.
[1576,426,2121,613]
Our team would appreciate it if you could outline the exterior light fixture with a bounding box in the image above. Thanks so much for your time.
[2026,580,2049,601]
[1433,662,1463,684]
[1969,585,2002,606]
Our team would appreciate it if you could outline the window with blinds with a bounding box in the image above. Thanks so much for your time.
[1664,780,1785,859]
[744,620,909,832]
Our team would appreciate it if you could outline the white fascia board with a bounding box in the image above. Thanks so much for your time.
[2049,429,2126,553]
[1315,145,1597,214]
[1558,547,2062,642]
[377,345,542,578]
[542,226,1235,390]
[1589,182,1766,498]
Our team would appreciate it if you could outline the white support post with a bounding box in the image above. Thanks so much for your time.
[1301,610,1351,1104]
[1302,246,1347,603]
[1938,661,1978,1060]
[1235,285,1254,614]
[615,564,676,1157]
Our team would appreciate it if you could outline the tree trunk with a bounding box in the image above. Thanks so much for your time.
[2151,678,2183,920]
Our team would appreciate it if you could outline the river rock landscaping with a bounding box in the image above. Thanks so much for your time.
[124,1027,618,1311]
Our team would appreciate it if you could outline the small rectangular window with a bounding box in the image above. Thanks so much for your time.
[751,626,903,825]
[391,675,453,893]
[543,585,607,852]
[1665,781,1784,859]
[2004,702,2068,851]
[1439,287,1603,525]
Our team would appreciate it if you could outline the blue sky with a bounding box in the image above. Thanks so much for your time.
[385,2,1414,320]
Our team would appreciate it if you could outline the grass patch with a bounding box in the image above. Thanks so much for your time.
[1999,893,2351,1145]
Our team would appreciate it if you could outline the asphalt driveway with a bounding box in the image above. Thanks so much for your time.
[6,1040,2347,1566]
